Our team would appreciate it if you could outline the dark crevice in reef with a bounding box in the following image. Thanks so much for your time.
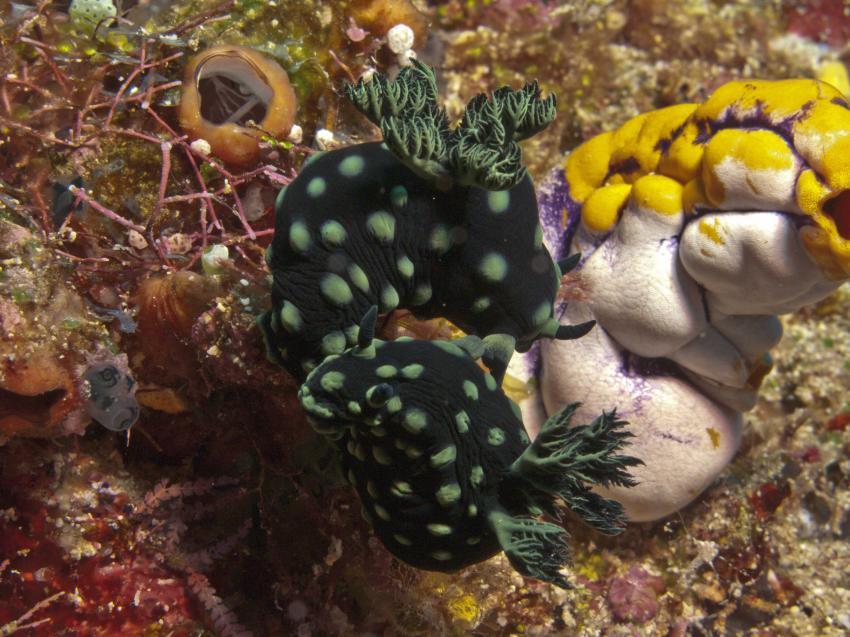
[0,387,67,424]
[823,190,850,240]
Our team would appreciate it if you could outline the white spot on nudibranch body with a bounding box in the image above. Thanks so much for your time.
[402,408,428,433]
[397,255,415,279]
[488,428,506,446]
[381,284,399,310]
[429,225,451,254]
[289,221,311,253]
[376,365,398,378]
[390,184,408,208]
[320,371,345,391]
[338,155,365,177]
[470,465,485,487]
[479,253,508,282]
[321,331,346,354]
[280,301,303,332]
[320,220,347,246]
[367,211,396,243]
[411,283,432,306]
[307,176,326,197]
[372,446,393,465]
[487,190,510,214]
[436,483,461,507]
[427,523,452,536]
[454,411,470,433]
[320,273,353,306]
[472,296,491,312]
[347,263,370,293]
[430,445,457,468]
[401,364,424,378]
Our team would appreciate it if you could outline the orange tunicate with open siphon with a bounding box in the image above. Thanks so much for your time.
[179,45,297,167]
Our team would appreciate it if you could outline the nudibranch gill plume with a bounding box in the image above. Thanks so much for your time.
[518,79,850,521]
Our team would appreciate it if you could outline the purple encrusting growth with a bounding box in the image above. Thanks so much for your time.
[693,99,808,145]
[536,167,582,262]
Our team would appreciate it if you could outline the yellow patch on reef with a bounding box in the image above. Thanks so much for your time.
[564,131,614,203]
[657,122,704,184]
[696,79,843,123]
[607,113,650,178]
[136,387,190,414]
[817,60,850,98]
[800,224,850,280]
[631,174,683,216]
[633,104,698,173]
[575,552,606,580]
[447,593,481,624]
[582,184,631,232]
[797,170,850,279]
[796,169,831,217]
[702,129,794,205]
[566,105,697,202]
[698,218,725,245]
[563,78,850,277]
[682,177,708,212]
[706,129,793,172]
[811,123,850,192]
[608,105,697,178]
[706,427,721,450]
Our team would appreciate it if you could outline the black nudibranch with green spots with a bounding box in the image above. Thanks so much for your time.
[261,62,640,587]
[259,61,594,382]
[299,308,641,587]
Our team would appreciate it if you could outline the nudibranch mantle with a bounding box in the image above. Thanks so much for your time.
[299,310,640,587]
[260,60,603,387]
[260,141,563,382]
[518,79,850,521]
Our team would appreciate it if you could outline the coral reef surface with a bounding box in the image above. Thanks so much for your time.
[0,0,848,635]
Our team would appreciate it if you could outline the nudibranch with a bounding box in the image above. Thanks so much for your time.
[515,79,850,521]
[260,61,592,383]
[299,308,640,587]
